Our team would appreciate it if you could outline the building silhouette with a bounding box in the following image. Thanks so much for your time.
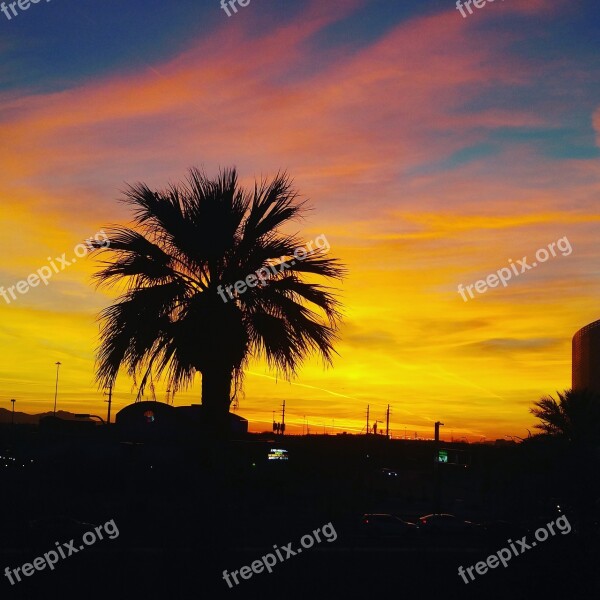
[572,319,600,394]
[115,401,248,438]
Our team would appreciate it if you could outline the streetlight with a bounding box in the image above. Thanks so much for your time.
[10,399,15,425]
[53,361,61,416]
[433,421,444,514]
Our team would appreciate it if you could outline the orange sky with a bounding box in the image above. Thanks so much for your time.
[1,0,599,440]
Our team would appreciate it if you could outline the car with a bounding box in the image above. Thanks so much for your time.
[360,513,419,539]
[417,513,482,544]
[367,467,401,491]
[378,468,398,477]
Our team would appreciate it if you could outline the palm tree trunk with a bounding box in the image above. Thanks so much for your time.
[201,367,232,436]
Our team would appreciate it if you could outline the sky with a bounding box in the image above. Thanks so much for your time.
[0,0,599,440]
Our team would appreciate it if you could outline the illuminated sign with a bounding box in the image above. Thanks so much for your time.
[437,450,448,463]
[268,448,288,461]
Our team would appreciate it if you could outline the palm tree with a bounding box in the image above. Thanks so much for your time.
[91,167,345,433]
[530,388,600,445]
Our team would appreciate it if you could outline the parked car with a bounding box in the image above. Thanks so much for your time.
[378,468,398,477]
[418,513,482,544]
[359,513,419,544]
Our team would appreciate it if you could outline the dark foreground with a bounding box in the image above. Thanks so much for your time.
[2,539,598,600]
[1,426,598,599]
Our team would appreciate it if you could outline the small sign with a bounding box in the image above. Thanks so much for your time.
[268,448,288,461]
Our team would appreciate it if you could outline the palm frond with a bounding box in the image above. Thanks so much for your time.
[93,167,346,414]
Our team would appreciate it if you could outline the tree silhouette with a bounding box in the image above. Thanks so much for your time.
[91,167,345,432]
[530,388,600,445]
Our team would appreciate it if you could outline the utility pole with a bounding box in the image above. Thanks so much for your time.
[53,361,61,416]
[385,404,390,439]
[366,404,370,436]
[433,421,444,513]
[10,399,15,426]
[280,399,286,436]
[104,384,113,425]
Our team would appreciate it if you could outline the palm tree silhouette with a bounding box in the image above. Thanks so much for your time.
[91,167,345,434]
[530,388,600,445]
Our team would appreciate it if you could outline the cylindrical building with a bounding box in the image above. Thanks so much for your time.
[572,319,600,394]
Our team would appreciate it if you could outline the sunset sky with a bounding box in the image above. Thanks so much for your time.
[1,0,599,440]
